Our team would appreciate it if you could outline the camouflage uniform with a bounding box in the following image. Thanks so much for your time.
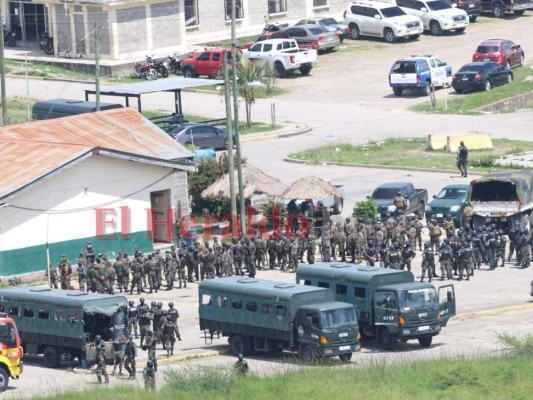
[95,337,109,384]
[421,244,435,282]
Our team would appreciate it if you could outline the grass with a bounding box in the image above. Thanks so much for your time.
[36,334,533,400]
[410,65,533,114]
[288,137,533,173]
[5,59,95,81]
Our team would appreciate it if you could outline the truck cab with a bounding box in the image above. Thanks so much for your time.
[389,55,452,96]
[180,49,230,78]
[0,313,23,392]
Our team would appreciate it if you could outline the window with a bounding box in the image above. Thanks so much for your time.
[276,305,287,317]
[313,0,329,7]
[268,0,287,14]
[54,311,65,322]
[250,43,262,52]
[69,312,78,322]
[225,0,244,20]
[263,43,273,52]
[23,307,34,318]
[354,287,366,298]
[246,301,257,312]
[232,299,242,309]
[38,309,49,319]
[217,296,227,307]
[197,52,211,62]
[201,294,212,305]
[336,284,347,295]
[304,280,311,286]
[184,0,199,26]
[8,306,19,317]
[318,281,330,288]
[212,52,220,62]
[261,304,272,314]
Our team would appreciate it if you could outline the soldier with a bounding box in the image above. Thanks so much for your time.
[354,225,366,263]
[192,241,203,281]
[105,261,117,295]
[421,242,435,282]
[507,221,519,263]
[428,220,442,252]
[113,254,124,293]
[153,302,165,344]
[128,300,139,339]
[124,335,138,380]
[167,302,182,341]
[234,353,249,375]
[471,231,483,269]
[456,241,467,281]
[58,255,72,290]
[336,222,347,262]
[497,230,507,267]
[142,330,157,372]
[165,253,177,290]
[95,335,109,384]
[456,140,469,177]
[289,238,299,272]
[221,246,233,277]
[379,241,389,268]
[78,260,88,292]
[365,243,377,266]
[267,235,277,269]
[400,243,415,271]
[143,360,156,390]
[464,238,474,279]
[130,257,143,294]
[306,234,316,264]
[321,224,332,262]
[112,335,126,376]
[462,202,474,230]
[45,262,58,289]
[275,236,285,270]
[385,214,395,245]
[443,215,455,232]
[178,242,194,283]
[162,316,176,357]
[393,191,407,215]
[246,237,257,278]
[406,222,417,249]
[388,243,401,270]
[329,223,338,260]
[147,254,158,293]
[487,232,499,270]
[204,247,216,279]
[213,236,224,276]
[138,298,152,346]
[233,238,245,276]
[255,235,266,270]
[519,229,530,269]
[177,254,187,288]
[85,241,96,264]
[414,218,424,251]
[439,241,453,280]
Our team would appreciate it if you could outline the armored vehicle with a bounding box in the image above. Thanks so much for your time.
[296,263,456,350]
[0,287,128,368]
[199,276,361,363]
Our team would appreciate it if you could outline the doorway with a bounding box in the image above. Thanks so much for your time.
[150,190,173,244]
[8,1,48,43]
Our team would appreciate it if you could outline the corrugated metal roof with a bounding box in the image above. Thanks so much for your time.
[91,77,225,96]
[0,108,193,160]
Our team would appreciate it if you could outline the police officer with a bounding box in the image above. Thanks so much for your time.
[112,335,126,376]
[142,329,157,372]
[167,301,182,342]
[162,316,176,357]
[400,243,415,271]
[128,300,139,339]
[421,242,435,282]
[143,360,156,390]
[388,243,401,269]
[439,241,453,280]
[138,298,152,346]
[124,335,138,380]
[457,141,469,177]
[234,353,249,375]
[95,335,109,384]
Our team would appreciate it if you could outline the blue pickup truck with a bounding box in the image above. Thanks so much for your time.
[371,182,428,218]
[388,55,452,96]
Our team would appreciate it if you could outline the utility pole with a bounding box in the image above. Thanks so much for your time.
[223,52,237,222]
[0,10,9,125]
[231,0,246,235]
[95,23,101,111]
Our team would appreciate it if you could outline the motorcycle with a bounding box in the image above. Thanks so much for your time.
[259,22,288,40]
[147,56,169,78]
[168,54,181,75]
[134,56,158,80]
[39,32,54,55]
[3,28,16,47]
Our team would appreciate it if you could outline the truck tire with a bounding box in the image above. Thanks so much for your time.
[339,353,352,363]
[299,65,312,76]
[423,81,431,96]
[183,67,196,78]
[274,62,286,78]
[300,344,318,363]
[332,198,343,215]
[493,5,505,18]
[469,15,478,22]
[0,368,8,392]
[43,346,60,368]
[349,24,360,40]
[393,87,403,97]
[418,336,433,348]
[380,328,396,351]
[383,29,397,44]
[430,21,442,36]
[230,335,250,356]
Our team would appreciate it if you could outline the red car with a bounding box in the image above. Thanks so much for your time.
[472,39,524,69]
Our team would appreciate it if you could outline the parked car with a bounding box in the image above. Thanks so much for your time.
[244,29,318,51]
[168,123,235,151]
[295,17,350,43]
[472,39,525,69]
[343,1,423,43]
[389,55,452,96]
[179,49,232,78]
[425,184,469,226]
[452,61,513,93]
[481,0,532,17]
[396,0,469,35]
[283,25,341,52]
[445,0,482,21]
[371,182,428,218]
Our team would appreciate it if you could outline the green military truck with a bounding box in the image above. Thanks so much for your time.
[0,287,128,367]
[296,263,456,350]
[199,276,361,362]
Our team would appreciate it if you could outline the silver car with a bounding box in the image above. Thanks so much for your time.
[295,17,349,43]
[284,24,341,51]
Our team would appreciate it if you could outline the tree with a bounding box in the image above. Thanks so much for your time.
[352,198,378,219]
[232,58,276,127]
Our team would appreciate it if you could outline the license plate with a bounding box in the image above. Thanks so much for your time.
[462,77,468,81]
[484,58,490,62]
[418,325,430,331]
[339,345,351,351]
[469,3,474,7]
[436,213,443,218]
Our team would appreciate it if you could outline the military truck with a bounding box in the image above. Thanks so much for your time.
[469,170,533,231]
[199,276,361,362]
[296,263,456,350]
[0,287,128,368]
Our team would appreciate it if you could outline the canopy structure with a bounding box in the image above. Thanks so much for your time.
[201,164,288,199]
[282,176,342,200]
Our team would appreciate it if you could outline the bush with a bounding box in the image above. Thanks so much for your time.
[469,155,495,168]
[352,198,378,219]
[261,200,288,231]
[498,333,533,357]
[8,277,22,286]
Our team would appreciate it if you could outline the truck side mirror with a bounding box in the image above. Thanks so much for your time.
[421,7,428,12]
[432,195,436,199]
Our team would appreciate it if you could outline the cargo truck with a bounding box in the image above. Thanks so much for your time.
[296,263,456,350]
[0,312,23,392]
[199,276,361,363]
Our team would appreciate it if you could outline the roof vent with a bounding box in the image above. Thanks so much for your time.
[237,278,258,284]
[330,263,351,268]
[359,266,380,272]
[274,283,295,289]
[30,288,52,292]
[66,292,89,296]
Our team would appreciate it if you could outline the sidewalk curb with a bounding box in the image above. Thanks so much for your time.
[451,303,533,321]
[283,156,484,176]
[241,125,311,143]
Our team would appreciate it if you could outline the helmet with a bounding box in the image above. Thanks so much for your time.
[128,300,134,306]
[157,302,163,309]
[345,217,351,223]
[151,301,157,308]
[95,334,102,342]
[237,353,244,360]
[146,329,153,335]
[128,335,133,340]
[446,214,451,219]
[385,213,391,218]
[424,242,430,248]
[147,361,154,368]
[139,297,145,305]
[169,302,174,308]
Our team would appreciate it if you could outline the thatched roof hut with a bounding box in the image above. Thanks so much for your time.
[281,176,342,200]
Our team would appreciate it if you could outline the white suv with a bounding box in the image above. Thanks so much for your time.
[343,1,423,43]
[395,0,469,35]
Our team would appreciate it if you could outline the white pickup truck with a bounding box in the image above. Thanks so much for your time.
[242,38,318,78]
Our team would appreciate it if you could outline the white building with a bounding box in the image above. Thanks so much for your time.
[0,108,193,277]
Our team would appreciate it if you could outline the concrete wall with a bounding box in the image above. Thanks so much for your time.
[87,6,111,55]
[54,5,72,54]
[0,155,189,276]
[116,6,148,54]
[150,2,182,48]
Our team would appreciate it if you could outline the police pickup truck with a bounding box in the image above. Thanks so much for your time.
[388,55,452,96]
[372,182,428,218]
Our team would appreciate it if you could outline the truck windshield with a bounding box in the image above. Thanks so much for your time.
[372,188,399,199]
[427,1,451,10]
[398,288,438,312]
[321,307,357,330]
[381,7,406,18]
[0,321,17,348]
[436,188,467,199]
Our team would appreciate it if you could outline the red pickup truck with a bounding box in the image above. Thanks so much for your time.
[180,49,233,78]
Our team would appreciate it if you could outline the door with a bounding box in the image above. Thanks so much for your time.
[364,8,382,36]
[438,284,456,327]
[150,190,172,244]
[190,126,209,148]
[202,126,223,149]
[373,291,399,328]
[195,52,212,76]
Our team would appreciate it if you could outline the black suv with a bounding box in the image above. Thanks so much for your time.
[445,0,482,21]
[481,0,531,17]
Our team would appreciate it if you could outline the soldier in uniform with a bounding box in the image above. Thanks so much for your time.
[142,330,157,372]
[289,238,299,272]
[406,222,417,249]
[113,254,124,293]
[255,235,266,270]
[138,298,152,346]
[354,225,366,263]
[487,231,499,270]
[112,334,126,376]
[203,247,216,279]
[519,229,530,269]
[267,235,277,269]
[177,254,187,288]
[497,230,507,267]
[167,302,182,341]
[365,243,377,266]
[105,261,117,295]
[147,254,158,293]
[122,253,131,293]
[462,202,474,229]
[507,221,519,263]
[321,224,332,262]
[388,243,401,269]
[457,141,469,177]
[233,238,245,276]
[95,335,109,384]
[379,241,389,268]
[165,253,177,290]
[234,353,249,375]
[306,234,316,264]
[443,215,455,232]
[162,316,176,357]
[471,231,483,269]
[213,236,223,276]
[438,241,453,280]
[393,192,407,215]
[128,300,139,339]
[129,257,143,294]
[58,255,72,290]
[45,262,58,289]
[153,302,165,345]
[336,222,347,262]
[85,242,96,264]
[143,360,156,390]
[400,243,415,271]
[329,223,338,260]
[275,236,285,270]
[428,220,442,252]
[421,242,435,282]
[246,237,257,278]
[414,218,424,251]
[124,335,138,380]
[77,260,88,291]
